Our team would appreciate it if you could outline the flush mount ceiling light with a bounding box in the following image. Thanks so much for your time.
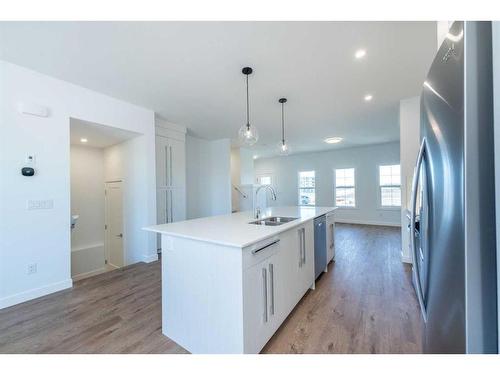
[80,138,88,143]
[277,98,291,156]
[238,67,259,146]
[324,137,343,144]
[364,94,373,102]
[355,49,367,59]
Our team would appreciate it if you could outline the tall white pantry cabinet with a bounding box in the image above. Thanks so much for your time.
[155,120,187,251]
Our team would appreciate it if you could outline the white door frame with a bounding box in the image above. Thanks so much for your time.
[104,180,125,268]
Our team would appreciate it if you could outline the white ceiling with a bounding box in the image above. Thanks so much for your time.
[70,118,140,148]
[0,22,436,157]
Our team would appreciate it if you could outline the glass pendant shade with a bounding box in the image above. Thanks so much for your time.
[238,67,258,146]
[238,124,259,146]
[277,97,290,156]
[277,141,291,156]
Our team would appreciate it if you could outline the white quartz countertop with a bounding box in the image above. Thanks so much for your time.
[144,206,337,248]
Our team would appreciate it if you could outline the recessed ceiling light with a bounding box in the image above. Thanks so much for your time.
[253,155,258,160]
[355,49,366,59]
[80,138,88,143]
[324,137,343,144]
[364,94,373,102]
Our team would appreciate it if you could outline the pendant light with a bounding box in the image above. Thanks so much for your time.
[277,98,291,156]
[238,67,259,146]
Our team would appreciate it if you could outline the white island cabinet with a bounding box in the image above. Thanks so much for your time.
[144,206,336,353]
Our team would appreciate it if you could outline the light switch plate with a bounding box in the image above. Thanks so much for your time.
[27,199,54,210]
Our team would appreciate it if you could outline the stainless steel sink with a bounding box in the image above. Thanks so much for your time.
[249,216,298,226]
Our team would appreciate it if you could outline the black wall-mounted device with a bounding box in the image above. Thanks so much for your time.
[21,167,35,177]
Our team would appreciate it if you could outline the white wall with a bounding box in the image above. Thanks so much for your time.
[230,147,255,212]
[254,142,401,226]
[0,61,157,309]
[70,145,105,277]
[186,135,232,219]
[230,148,241,211]
[399,97,421,263]
[70,145,105,250]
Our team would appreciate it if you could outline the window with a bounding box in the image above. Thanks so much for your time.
[335,168,355,207]
[379,164,401,207]
[256,174,273,186]
[298,171,315,206]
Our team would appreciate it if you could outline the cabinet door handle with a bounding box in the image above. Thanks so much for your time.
[298,228,303,267]
[330,224,334,249]
[302,228,306,264]
[262,268,268,323]
[164,145,169,186]
[170,189,173,222]
[269,263,274,316]
[165,190,170,223]
[169,146,173,186]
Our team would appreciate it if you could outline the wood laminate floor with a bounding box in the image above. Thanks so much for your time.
[0,224,422,354]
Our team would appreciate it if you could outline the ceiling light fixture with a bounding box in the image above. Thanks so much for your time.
[80,138,88,143]
[277,98,291,156]
[324,137,343,144]
[364,94,373,102]
[238,67,259,146]
[355,49,367,59]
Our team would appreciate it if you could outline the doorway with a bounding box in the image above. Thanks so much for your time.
[70,118,141,281]
[105,181,124,269]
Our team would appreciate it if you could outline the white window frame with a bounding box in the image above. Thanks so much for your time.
[256,173,274,186]
[334,168,356,208]
[298,170,316,206]
[378,164,401,209]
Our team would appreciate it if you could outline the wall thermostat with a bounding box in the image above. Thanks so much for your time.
[22,167,35,177]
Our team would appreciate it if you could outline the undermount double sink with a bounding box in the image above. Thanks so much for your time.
[249,216,298,226]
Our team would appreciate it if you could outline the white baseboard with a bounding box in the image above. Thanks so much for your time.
[142,253,159,263]
[72,267,107,282]
[0,279,73,310]
[335,219,401,227]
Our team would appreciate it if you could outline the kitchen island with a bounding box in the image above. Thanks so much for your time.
[144,206,336,353]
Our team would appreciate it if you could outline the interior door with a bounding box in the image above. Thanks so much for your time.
[155,136,170,187]
[170,188,186,222]
[105,181,124,268]
[168,137,186,188]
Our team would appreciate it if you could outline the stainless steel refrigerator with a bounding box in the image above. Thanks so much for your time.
[410,21,498,353]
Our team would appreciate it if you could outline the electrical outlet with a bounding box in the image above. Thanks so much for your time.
[28,263,37,275]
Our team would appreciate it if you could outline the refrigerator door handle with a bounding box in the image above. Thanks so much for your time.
[410,137,427,322]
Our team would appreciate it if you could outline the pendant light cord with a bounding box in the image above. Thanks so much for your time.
[281,102,285,145]
[246,74,250,130]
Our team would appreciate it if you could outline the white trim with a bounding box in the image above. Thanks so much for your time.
[155,117,187,134]
[0,279,73,310]
[142,253,159,263]
[401,251,413,264]
[335,218,401,227]
[333,167,357,208]
[377,163,402,209]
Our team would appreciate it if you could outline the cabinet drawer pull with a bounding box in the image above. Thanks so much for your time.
[252,239,279,254]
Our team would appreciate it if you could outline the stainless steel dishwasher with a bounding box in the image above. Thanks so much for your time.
[314,215,327,279]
